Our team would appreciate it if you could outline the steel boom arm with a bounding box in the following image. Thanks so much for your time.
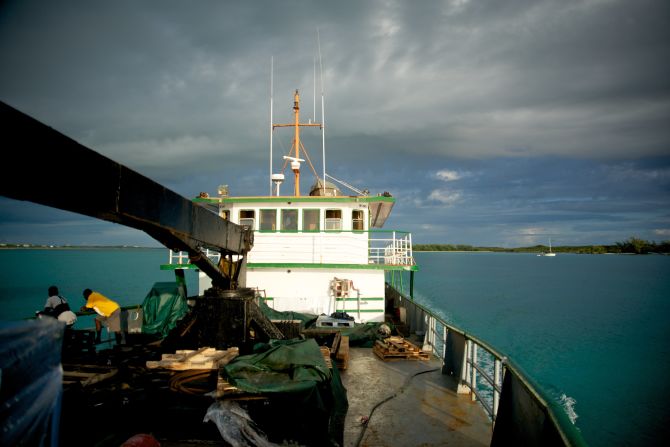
[0,101,252,289]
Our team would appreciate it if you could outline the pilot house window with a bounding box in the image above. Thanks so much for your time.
[259,209,277,231]
[281,209,298,231]
[325,209,342,231]
[239,210,255,229]
[303,209,320,232]
[352,210,364,231]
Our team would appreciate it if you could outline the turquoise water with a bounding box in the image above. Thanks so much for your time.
[412,252,670,447]
[1,249,668,445]
[0,249,198,323]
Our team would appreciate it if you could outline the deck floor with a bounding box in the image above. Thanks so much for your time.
[340,347,492,447]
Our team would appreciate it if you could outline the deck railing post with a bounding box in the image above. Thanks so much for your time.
[471,342,478,401]
[408,232,413,264]
[464,339,471,389]
[493,358,501,419]
[424,315,433,352]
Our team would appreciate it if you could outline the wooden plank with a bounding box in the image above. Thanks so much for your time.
[335,335,349,370]
[331,331,342,354]
[320,346,333,369]
[146,347,239,370]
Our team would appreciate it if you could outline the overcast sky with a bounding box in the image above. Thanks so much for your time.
[1,0,668,247]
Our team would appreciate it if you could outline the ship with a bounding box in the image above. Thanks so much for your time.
[0,95,586,446]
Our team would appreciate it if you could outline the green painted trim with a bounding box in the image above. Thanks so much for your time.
[194,196,395,204]
[162,262,418,272]
[247,262,418,271]
[335,297,384,301]
[160,264,199,270]
[260,297,274,301]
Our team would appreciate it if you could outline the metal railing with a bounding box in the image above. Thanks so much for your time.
[389,284,588,446]
[168,248,221,265]
[368,231,414,266]
[416,302,505,421]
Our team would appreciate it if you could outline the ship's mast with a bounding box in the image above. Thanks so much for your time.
[273,89,320,197]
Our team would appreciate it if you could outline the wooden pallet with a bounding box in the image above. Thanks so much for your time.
[320,346,333,369]
[373,336,430,361]
[303,329,350,371]
[146,347,239,370]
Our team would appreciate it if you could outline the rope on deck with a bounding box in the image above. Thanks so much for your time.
[354,367,441,447]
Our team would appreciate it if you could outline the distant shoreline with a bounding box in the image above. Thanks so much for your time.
[3,238,668,256]
[413,238,670,255]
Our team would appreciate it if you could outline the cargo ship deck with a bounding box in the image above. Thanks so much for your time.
[342,347,492,446]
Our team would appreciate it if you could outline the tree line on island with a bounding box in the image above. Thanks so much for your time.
[413,237,670,254]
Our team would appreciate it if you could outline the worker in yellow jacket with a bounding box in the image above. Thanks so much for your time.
[80,288,122,344]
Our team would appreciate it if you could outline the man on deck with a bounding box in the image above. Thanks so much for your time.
[80,288,123,344]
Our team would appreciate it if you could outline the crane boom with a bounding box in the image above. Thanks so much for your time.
[0,101,252,289]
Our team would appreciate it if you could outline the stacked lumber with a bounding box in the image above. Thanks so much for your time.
[335,335,349,370]
[320,346,333,369]
[303,329,350,371]
[373,336,430,361]
[146,347,239,370]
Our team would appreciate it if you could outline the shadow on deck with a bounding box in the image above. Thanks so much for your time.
[341,347,492,447]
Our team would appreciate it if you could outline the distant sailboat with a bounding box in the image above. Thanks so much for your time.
[538,238,557,257]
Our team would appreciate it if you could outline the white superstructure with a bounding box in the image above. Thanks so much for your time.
[165,89,416,322]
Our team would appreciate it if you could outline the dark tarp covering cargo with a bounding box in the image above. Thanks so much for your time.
[258,299,318,327]
[141,282,189,337]
[222,338,348,446]
[258,300,387,347]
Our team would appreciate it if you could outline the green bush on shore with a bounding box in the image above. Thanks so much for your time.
[413,237,670,254]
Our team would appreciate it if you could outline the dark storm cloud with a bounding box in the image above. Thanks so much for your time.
[1,0,668,246]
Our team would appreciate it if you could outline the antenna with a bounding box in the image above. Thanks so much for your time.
[271,173,284,196]
[269,56,274,195]
[317,28,326,195]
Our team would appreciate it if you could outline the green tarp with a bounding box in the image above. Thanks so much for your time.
[222,338,331,394]
[141,282,189,337]
[222,339,348,446]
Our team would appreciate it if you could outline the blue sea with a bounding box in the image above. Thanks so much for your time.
[412,251,670,447]
[1,248,668,446]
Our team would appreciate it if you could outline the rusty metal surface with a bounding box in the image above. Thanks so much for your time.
[0,101,252,288]
[342,347,492,447]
